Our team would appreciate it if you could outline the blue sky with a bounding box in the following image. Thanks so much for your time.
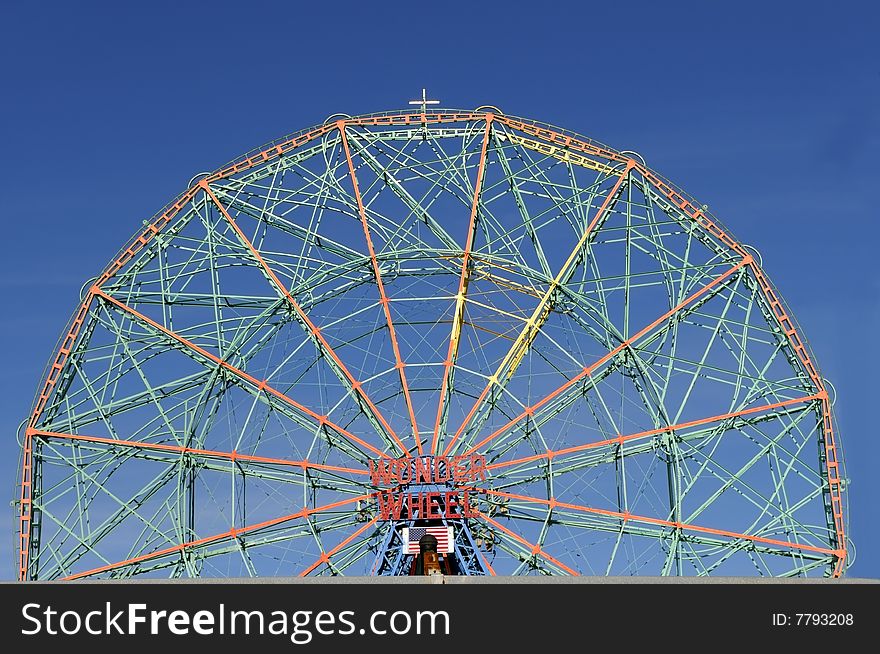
[0,0,876,579]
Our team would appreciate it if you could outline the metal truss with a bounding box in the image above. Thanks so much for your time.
[16,109,847,580]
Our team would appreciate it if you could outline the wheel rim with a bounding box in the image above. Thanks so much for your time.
[18,110,846,579]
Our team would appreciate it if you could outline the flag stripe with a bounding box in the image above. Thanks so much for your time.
[403,527,454,554]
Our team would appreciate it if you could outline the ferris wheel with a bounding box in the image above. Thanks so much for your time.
[17,106,848,579]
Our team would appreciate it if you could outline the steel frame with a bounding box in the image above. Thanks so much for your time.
[17,109,847,580]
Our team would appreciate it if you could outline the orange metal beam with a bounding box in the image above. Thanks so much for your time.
[745,260,846,575]
[480,489,839,558]
[495,115,632,170]
[20,289,99,580]
[18,430,33,581]
[462,256,751,457]
[202,182,407,456]
[22,123,341,579]
[476,548,497,576]
[299,517,379,576]
[487,393,823,472]
[92,286,389,460]
[347,111,488,129]
[28,428,368,476]
[204,124,338,185]
[638,155,845,573]
[444,162,634,457]
[339,123,421,455]
[63,493,371,580]
[479,513,578,575]
[88,122,337,293]
[431,116,494,455]
[20,110,846,579]
[490,114,846,574]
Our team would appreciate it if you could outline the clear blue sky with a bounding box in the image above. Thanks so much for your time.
[0,0,876,579]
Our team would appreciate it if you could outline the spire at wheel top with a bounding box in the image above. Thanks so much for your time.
[408,88,440,114]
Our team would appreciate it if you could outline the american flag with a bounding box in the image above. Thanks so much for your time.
[403,526,454,554]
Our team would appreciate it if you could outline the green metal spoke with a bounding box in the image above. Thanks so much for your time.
[19,109,845,579]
